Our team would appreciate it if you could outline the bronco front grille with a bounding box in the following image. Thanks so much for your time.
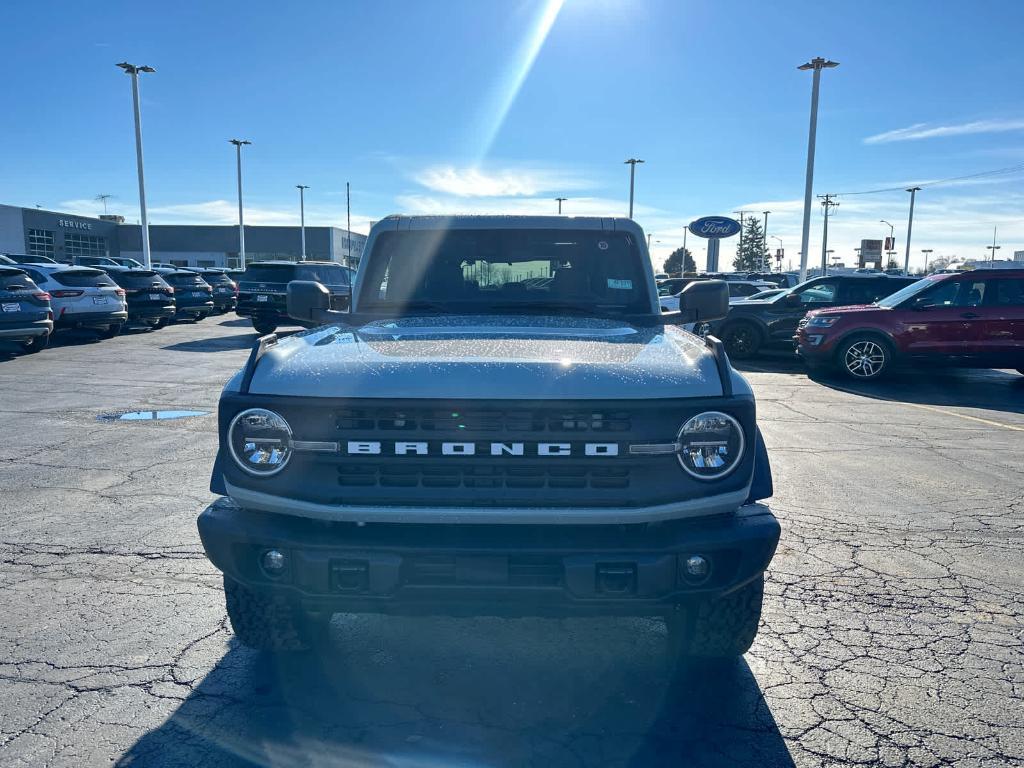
[334,407,632,433]
[336,462,630,490]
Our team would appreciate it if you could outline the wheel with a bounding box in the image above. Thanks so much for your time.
[667,575,764,661]
[720,321,762,358]
[223,576,315,651]
[98,323,123,340]
[22,334,49,354]
[252,319,278,336]
[838,334,892,380]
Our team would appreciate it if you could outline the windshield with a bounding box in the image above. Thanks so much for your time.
[876,275,941,307]
[358,229,650,315]
[111,270,170,289]
[164,273,208,287]
[242,263,348,285]
[52,269,116,288]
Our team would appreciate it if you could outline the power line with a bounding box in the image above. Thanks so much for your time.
[833,161,1024,197]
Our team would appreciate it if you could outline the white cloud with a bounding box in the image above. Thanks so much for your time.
[413,165,590,198]
[864,118,1024,144]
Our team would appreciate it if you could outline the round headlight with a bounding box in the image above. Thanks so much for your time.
[676,411,745,480]
[227,408,293,476]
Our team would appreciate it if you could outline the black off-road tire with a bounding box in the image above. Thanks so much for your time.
[720,321,763,358]
[252,319,277,336]
[22,334,49,354]
[224,576,313,652]
[667,575,764,661]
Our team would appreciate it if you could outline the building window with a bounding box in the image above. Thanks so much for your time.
[64,233,107,258]
[27,229,55,258]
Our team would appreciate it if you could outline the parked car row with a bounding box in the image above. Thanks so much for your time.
[681,270,1024,380]
[0,253,241,355]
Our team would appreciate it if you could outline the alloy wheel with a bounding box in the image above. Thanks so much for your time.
[844,340,885,378]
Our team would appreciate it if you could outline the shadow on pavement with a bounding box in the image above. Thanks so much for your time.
[220,318,252,327]
[162,335,259,353]
[117,616,792,768]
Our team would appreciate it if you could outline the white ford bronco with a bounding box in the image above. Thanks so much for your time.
[198,215,779,663]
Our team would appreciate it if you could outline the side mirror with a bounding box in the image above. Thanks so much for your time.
[287,280,345,325]
[783,292,802,305]
[676,279,729,322]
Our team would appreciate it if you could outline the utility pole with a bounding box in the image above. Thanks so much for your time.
[903,186,921,275]
[921,248,933,274]
[116,62,156,269]
[762,210,771,270]
[346,182,352,267]
[797,56,840,284]
[296,185,309,260]
[880,220,895,270]
[229,139,251,269]
[818,194,838,276]
[986,226,1000,261]
[647,233,652,251]
[624,158,644,219]
[555,197,567,214]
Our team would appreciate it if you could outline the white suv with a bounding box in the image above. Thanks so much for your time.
[17,264,128,338]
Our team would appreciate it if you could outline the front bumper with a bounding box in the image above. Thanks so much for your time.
[197,498,779,617]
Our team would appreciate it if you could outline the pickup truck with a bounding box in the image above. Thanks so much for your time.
[198,215,779,667]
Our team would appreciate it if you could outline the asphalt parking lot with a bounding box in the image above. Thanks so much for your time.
[1,319,1022,768]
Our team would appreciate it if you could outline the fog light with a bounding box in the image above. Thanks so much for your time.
[683,554,710,582]
[261,549,287,576]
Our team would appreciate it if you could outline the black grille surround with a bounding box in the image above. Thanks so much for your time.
[219,394,757,510]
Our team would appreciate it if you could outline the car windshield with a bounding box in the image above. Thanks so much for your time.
[358,228,650,314]
[51,269,116,288]
[0,268,37,290]
[242,264,347,284]
[201,272,233,285]
[165,273,207,287]
[876,275,942,307]
[111,270,169,289]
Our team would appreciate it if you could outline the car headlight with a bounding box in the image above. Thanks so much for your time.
[677,411,745,480]
[227,408,293,476]
[806,315,840,327]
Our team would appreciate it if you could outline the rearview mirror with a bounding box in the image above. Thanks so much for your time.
[287,280,348,325]
[676,279,729,322]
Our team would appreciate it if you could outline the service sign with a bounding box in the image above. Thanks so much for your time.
[688,216,741,239]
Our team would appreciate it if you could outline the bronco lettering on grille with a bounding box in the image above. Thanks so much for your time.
[339,441,621,457]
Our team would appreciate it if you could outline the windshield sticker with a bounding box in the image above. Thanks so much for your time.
[597,240,609,250]
[607,279,633,290]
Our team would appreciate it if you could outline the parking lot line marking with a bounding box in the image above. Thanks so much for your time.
[827,383,1024,433]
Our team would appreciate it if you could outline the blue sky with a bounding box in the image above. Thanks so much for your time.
[3,0,1023,272]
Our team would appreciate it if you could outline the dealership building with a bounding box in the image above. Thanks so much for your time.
[0,204,366,269]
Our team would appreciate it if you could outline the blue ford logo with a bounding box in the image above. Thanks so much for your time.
[688,216,742,239]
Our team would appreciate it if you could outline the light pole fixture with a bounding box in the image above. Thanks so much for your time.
[903,186,921,275]
[296,185,310,260]
[987,226,999,262]
[555,197,567,214]
[921,248,933,273]
[797,56,839,284]
[229,139,251,269]
[116,61,156,269]
[624,158,644,219]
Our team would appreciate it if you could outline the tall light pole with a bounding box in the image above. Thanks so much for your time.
[986,226,1000,262]
[116,62,156,269]
[346,181,352,266]
[921,248,933,274]
[903,186,921,275]
[762,210,771,270]
[296,185,309,260]
[229,139,251,269]
[797,57,839,284]
[624,158,644,219]
[555,197,567,214]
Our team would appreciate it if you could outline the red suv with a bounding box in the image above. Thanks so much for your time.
[795,270,1024,380]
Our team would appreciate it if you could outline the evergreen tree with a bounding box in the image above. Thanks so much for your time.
[732,217,769,272]
[662,247,696,275]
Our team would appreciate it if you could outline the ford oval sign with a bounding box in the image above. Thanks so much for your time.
[689,216,742,239]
